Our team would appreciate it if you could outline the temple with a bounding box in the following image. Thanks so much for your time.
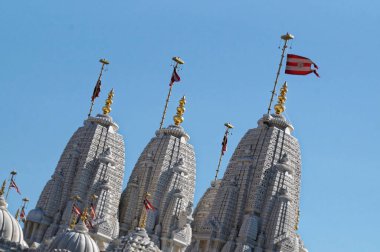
[0,48,310,252]
[118,96,196,252]
[188,83,308,252]
[24,89,125,250]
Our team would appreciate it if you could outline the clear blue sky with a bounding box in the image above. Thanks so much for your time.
[1,1,379,251]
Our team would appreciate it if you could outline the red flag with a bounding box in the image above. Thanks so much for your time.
[285,54,319,77]
[91,79,102,101]
[221,134,228,155]
[169,68,181,86]
[20,207,26,219]
[10,179,21,195]
[90,203,96,219]
[143,198,155,210]
[72,204,81,216]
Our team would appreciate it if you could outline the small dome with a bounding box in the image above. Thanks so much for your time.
[47,221,99,252]
[111,227,160,252]
[0,195,28,249]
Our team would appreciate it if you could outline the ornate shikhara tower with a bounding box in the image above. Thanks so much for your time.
[189,83,308,252]
[118,96,196,252]
[24,90,125,250]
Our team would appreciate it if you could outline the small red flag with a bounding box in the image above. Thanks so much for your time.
[72,204,81,216]
[20,207,26,219]
[91,79,102,101]
[169,68,181,86]
[10,179,21,195]
[90,203,96,219]
[144,198,155,210]
[285,54,319,77]
[221,135,228,155]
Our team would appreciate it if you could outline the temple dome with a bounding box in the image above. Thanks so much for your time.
[46,221,99,252]
[0,195,29,249]
[110,227,160,252]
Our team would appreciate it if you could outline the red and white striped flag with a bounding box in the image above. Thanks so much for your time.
[91,79,102,102]
[72,204,82,216]
[221,135,228,156]
[20,207,26,219]
[169,68,181,86]
[285,54,319,77]
[144,198,155,210]
[90,203,96,219]
[10,179,21,195]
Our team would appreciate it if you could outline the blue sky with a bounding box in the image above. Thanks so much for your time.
[1,1,379,251]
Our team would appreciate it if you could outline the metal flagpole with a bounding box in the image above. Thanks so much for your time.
[5,170,17,200]
[139,192,151,228]
[214,123,234,182]
[159,57,184,130]
[20,197,29,222]
[88,59,109,117]
[267,33,294,115]
[69,195,81,229]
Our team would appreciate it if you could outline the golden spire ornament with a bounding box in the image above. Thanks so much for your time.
[69,195,81,229]
[139,192,151,229]
[295,209,300,231]
[267,33,294,114]
[173,96,186,126]
[274,82,288,115]
[102,89,114,115]
[81,208,88,223]
[15,208,20,220]
[0,180,6,196]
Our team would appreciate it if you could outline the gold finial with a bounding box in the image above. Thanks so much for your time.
[102,89,114,115]
[69,195,81,229]
[295,209,300,231]
[81,208,88,222]
[139,192,151,228]
[274,82,288,115]
[91,194,98,201]
[0,180,6,196]
[139,208,147,228]
[173,96,186,126]
[15,208,20,220]
[172,56,185,65]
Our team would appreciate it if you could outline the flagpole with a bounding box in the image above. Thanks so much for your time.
[139,192,151,229]
[69,195,81,229]
[6,170,17,200]
[90,194,98,219]
[159,57,184,130]
[20,197,29,222]
[267,33,294,115]
[214,123,234,182]
[15,208,20,220]
[88,59,109,118]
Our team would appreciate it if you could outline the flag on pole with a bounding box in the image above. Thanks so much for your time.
[285,54,320,77]
[169,68,181,86]
[10,179,21,195]
[221,134,228,155]
[91,79,102,101]
[143,198,155,210]
[90,203,96,219]
[72,204,81,216]
[20,207,26,219]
